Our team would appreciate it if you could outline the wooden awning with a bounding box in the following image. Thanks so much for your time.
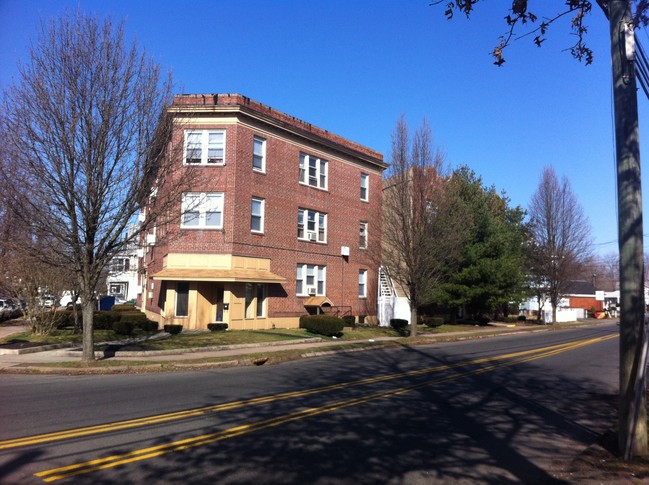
[303,296,334,307]
[152,268,286,283]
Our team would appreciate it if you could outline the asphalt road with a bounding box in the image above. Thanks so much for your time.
[0,323,619,484]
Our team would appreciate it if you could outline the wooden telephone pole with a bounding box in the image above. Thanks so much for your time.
[609,0,648,459]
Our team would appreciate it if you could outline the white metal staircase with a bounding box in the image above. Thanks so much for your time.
[378,266,394,297]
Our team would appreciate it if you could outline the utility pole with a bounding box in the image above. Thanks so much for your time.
[609,0,648,459]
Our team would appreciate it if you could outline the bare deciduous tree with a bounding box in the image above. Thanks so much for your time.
[381,116,466,336]
[528,166,593,323]
[0,13,189,360]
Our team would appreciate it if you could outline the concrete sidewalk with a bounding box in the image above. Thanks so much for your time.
[0,321,592,373]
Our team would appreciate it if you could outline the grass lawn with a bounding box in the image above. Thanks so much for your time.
[0,329,124,345]
[0,319,588,350]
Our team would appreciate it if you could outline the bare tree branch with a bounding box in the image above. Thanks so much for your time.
[0,12,189,360]
[528,166,593,323]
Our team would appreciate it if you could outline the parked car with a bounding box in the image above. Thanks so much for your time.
[40,295,57,308]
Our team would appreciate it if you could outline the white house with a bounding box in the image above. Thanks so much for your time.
[106,225,140,303]
[377,266,411,326]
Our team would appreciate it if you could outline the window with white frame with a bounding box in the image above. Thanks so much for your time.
[359,221,368,249]
[358,269,367,298]
[298,208,327,242]
[244,283,267,318]
[181,192,224,229]
[111,257,130,273]
[299,153,328,189]
[251,197,265,233]
[184,130,225,165]
[296,264,326,296]
[360,173,369,201]
[253,136,266,172]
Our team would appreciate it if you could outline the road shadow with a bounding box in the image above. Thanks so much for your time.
[10,325,620,484]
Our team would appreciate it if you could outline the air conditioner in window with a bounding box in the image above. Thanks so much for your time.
[146,234,156,246]
[307,287,317,296]
[307,232,317,241]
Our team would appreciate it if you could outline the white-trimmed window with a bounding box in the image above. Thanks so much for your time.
[359,221,368,249]
[360,173,369,201]
[253,137,266,172]
[181,192,224,229]
[296,264,326,296]
[184,130,225,165]
[244,283,266,319]
[298,208,327,242]
[358,269,367,298]
[111,257,130,273]
[299,153,328,189]
[251,197,265,233]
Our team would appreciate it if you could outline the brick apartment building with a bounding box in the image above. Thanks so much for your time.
[139,94,386,330]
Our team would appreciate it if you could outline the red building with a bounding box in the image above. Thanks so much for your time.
[139,94,386,330]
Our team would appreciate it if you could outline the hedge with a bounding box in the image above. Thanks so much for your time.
[390,319,408,330]
[118,311,147,323]
[112,303,137,312]
[341,315,356,327]
[423,317,444,328]
[93,311,122,330]
[136,320,159,332]
[112,320,135,335]
[299,315,344,337]
[208,323,228,332]
[164,324,183,335]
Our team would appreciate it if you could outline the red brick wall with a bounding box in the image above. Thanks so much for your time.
[568,297,603,312]
[144,103,384,321]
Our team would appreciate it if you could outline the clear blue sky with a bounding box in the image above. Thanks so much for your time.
[1,0,646,258]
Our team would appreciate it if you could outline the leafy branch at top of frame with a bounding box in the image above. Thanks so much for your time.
[431,0,649,66]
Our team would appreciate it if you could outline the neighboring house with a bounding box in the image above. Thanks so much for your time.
[521,280,604,322]
[139,94,386,330]
[106,225,140,302]
[377,266,411,326]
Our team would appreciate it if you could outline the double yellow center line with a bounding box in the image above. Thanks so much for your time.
[0,334,617,482]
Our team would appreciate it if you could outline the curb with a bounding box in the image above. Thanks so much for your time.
[0,321,612,375]
[0,342,73,355]
[58,337,325,358]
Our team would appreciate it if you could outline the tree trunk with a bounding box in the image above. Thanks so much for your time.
[81,299,95,361]
[410,304,418,338]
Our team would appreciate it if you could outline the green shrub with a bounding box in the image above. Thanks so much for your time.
[92,311,121,330]
[207,323,229,332]
[112,320,135,335]
[118,311,147,323]
[476,316,491,326]
[299,315,344,337]
[164,324,183,335]
[135,320,159,332]
[341,315,356,327]
[423,317,444,328]
[52,311,76,329]
[112,303,137,312]
[390,319,408,330]
[517,315,527,322]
